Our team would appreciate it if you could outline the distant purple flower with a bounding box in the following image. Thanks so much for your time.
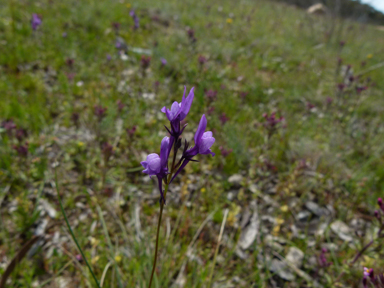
[94,105,107,122]
[141,137,170,203]
[106,54,112,61]
[62,32,67,38]
[71,112,80,128]
[187,28,197,43]
[66,72,76,81]
[161,86,195,139]
[75,254,83,262]
[130,10,139,29]
[117,100,125,113]
[13,143,29,157]
[141,55,151,69]
[198,55,207,65]
[115,39,123,49]
[356,86,368,94]
[126,126,136,137]
[263,112,284,131]
[31,14,42,31]
[171,114,215,182]
[379,198,384,212]
[219,146,232,157]
[207,106,215,115]
[319,248,332,268]
[240,91,248,100]
[112,22,121,32]
[16,128,28,142]
[306,102,315,110]
[326,97,333,105]
[102,142,114,163]
[219,113,229,125]
[205,89,217,100]
[1,119,16,135]
[337,83,346,92]
[66,58,74,67]
[161,58,167,66]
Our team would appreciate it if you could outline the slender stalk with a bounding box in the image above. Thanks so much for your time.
[207,209,229,288]
[54,170,101,288]
[148,184,168,288]
[148,136,179,288]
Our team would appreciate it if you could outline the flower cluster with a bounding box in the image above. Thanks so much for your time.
[31,14,42,31]
[363,267,384,288]
[141,87,215,204]
[129,10,139,30]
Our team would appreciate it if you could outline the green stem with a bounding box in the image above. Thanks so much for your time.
[148,184,169,288]
[54,170,101,288]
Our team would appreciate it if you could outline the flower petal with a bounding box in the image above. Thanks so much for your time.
[179,87,194,121]
[160,136,170,168]
[194,114,207,144]
[198,136,215,154]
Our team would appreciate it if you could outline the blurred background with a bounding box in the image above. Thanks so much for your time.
[1,0,384,287]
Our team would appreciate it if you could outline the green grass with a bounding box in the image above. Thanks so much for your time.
[1,0,384,287]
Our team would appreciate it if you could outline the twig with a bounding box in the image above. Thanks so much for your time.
[207,209,229,288]
[100,261,112,287]
[54,169,101,288]
[0,235,41,288]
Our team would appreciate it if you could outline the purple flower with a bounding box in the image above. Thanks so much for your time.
[379,198,384,212]
[31,14,42,31]
[219,113,229,125]
[161,58,167,66]
[263,112,284,129]
[112,22,121,31]
[161,86,195,138]
[71,112,80,128]
[319,248,332,268]
[141,55,151,69]
[130,10,139,29]
[107,54,112,61]
[170,115,215,183]
[126,126,136,137]
[102,142,114,163]
[13,143,29,157]
[198,55,207,65]
[219,146,232,157]
[1,119,16,134]
[205,89,217,100]
[94,105,107,122]
[141,137,170,203]
[62,32,67,38]
[16,128,28,142]
[337,83,346,92]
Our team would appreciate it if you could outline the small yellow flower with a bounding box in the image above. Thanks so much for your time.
[367,54,373,59]
[77,141,84,147]
[90,237,99,246]
[280,205,289,212]
[115,255,122,263]
[226,18,233,24]
[126,3,131,8]
[200,187,206,193]
[276,218,284,225]
[91,256,100,265]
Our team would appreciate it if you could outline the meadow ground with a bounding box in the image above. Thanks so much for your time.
[1,0,384,287]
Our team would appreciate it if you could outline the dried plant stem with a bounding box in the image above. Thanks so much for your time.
[54,170,101,288]
[207,208,229,288]
[148,184,169,288]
